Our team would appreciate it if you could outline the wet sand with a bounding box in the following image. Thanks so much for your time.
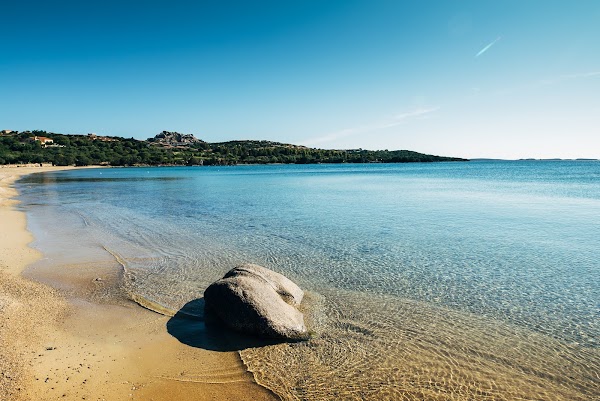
[0,166,277,401]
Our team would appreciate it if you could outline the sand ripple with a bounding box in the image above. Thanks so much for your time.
[242,290,600,401]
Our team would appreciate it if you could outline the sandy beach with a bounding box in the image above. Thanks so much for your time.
[0,166,277,401]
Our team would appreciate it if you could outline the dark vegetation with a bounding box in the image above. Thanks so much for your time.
[0,130,467,166]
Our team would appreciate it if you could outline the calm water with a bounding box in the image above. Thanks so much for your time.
[18,161,600,400]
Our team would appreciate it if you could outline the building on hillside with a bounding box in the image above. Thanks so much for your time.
[1,130,14,135]
[29,136,54,147]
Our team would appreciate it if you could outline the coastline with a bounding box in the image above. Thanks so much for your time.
[0,166,277,401]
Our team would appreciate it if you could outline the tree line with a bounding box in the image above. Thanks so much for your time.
[0,131,467,166]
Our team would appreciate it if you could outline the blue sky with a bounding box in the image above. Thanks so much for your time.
[1,0,599,159]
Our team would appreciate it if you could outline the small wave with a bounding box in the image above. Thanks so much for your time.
[101,245,206,320]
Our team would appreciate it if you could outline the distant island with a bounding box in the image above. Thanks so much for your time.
[0,130,467,166]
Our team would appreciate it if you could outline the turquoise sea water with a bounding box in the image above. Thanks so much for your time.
[18,161,600,400]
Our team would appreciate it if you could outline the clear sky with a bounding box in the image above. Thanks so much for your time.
[1,1,599,159]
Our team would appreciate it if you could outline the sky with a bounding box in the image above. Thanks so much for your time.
[1,0,599,159]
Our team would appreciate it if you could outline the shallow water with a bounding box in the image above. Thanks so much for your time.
[18,161,600,400]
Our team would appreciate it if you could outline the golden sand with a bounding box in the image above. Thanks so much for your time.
[0,166,277,401]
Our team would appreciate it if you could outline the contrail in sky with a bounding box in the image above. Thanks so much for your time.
[475,36,501,58]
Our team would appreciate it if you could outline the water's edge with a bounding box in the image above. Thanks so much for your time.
[17,172,284,400]
[15,163,600,401]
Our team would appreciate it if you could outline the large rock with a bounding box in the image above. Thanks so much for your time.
[204,264,308,340]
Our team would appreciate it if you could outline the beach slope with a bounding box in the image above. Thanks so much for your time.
[0,166,277,401]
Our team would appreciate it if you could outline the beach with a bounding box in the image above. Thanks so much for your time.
[0,166,277,401]
[3,163,599,401]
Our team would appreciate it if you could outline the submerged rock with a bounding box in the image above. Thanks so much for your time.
[204,263,308,340]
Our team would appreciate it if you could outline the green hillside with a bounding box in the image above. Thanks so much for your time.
[0,130,467,166]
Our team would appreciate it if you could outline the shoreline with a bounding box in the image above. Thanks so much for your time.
[0,166,278,401]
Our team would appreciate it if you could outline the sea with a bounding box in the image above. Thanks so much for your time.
[17,160,600,400]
